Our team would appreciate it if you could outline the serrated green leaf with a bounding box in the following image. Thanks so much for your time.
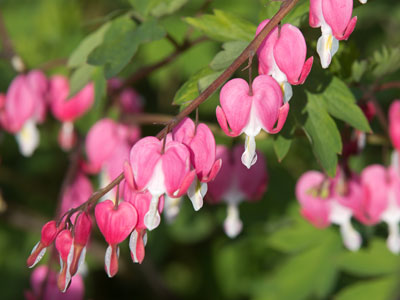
[337,239,399,277]
[303,93,342,177]
[371,46,400,79]
[68,64,95,99]
[185,10,256,42]
[67,22,110,68]
[172,67,214,107]
[335,276,397,300]
[210,41,247,71]
[88,16,166,78]
[323,77,371,132]
[351,60,368,82]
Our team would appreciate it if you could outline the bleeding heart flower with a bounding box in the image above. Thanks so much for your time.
[69,212,92,277]
[172,117,222,211]
[216,75,288,168]
[27,220,64,268]
[124,190,164,264]
[207,145,268,238]
[389,100,400,151]
[95,200,138,277]
[55,229,74,292]
[0,70,48,156]
[124,136,195,230]
[108,78,144,114]
[256,20,313,102]
[48,75,94,151]
[84,118,140,202]
[296,170,362,251]
[25,265,84,300]
[309,0,357,68]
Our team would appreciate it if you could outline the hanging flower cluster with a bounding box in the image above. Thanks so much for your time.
[217,19,313,168]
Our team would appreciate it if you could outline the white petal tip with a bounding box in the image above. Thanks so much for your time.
[144,211,161,231]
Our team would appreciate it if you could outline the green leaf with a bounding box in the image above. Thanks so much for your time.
[172,67,214,106]
[197,71,222,93]
[68,64,95,99]
[335,276,397,300]
[259,0,309,26]
[88,16,166,78]
[323,77,371,132]
[273,113,295,162]
[337,239,399,277]
[303,93,342,177]
[185,10,256,42]
[210,41,247,71]
[129,0,187,18]
[351,60,368,83]
[371,46,400,79]
[67,22,110,68]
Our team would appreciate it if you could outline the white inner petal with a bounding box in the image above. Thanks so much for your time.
[317,31,339,69]
[241,135,257,169]
[187,178,206,211]
[381,189,400,254]
[129,231,139,263]
[15,119,40,157]
[144,193,162,231]
[164,194,182,223]
[223,203,243,239]
[391,151,400,175]
[29,242,46,268]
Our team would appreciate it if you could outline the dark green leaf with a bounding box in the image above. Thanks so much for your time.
[129,0,187,18]
[88,16,166,78]
[303,93,342,177]
[210,41,248,71]
[323,77,371,132]
[185,10,256,42]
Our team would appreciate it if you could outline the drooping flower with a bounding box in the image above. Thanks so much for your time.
[83,118,140,202]
[207,145,268,238]
[124,189,164,264]
[216,75,288,168]
[108,78,144,114]
[27,220,64,268]
[69,212,92,276]
[48,75,94,151]
[95,200,138,277]
[25,265,84,300]
[296,170,362,251]
[172,117,222,211]
[124,136,195,230]
[55,229,74,292]
[309,0,357,68]
[0,70,48,156]
[256,20,313,102]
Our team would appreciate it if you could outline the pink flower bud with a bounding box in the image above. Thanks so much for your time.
[124,136,195,230]
[216,75,288,168]
[69,212,92,276]
[27,220,63,268]
[389,100,400,151]
[172,117,222,211]
[309,0,357,68]
[207,145,268,238]
[95,200,138,277]
[124,190,164,264]
[55,229,74,292]
[25,265,84,300]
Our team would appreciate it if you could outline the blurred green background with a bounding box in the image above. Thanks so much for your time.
[1,0,400,299]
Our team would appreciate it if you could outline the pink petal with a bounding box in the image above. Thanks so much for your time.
[124,161,136,190]
[129,137,162,191]
[218,78,252,135]
[256,19,279,75]
[104,244,119,278]
[202,158,222,183]
[55,229,73,261]
[341,16,357,41]
[297,57,314,85]
[26,70,48,123]
[309,0,323,28]
[322,0,354,40]
[389,101,400,150]
[274,24,308,85]
[162,141,192,196]
[216,106,240,137]
[95,200,138,245]
[252,75,284,132]
[269,102,289,134]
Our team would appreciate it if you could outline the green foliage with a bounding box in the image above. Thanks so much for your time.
[129,0,188,18]
[88,15,166,78]
[335,277,397,300]
[259,0,309,27]
[185,10,256,42]
[210,41,247,71]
